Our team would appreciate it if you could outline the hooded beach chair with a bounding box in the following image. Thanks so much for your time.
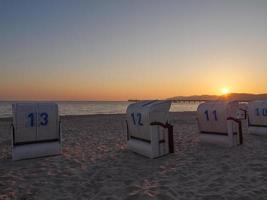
[126,100,174,158]
[197,101,243,146]
[11,103,61,160]
[248,100,267,136]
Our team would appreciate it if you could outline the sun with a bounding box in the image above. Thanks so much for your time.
[221,88,229,95]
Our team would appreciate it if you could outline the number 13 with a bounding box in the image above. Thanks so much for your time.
[27,112,49,127]
[40,113,48,126]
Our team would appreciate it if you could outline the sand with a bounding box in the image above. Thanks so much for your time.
[0,112,267,200]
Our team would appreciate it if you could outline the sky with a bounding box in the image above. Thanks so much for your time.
[1,0,267,101]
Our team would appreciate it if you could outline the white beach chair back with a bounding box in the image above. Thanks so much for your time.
[197,101,242,146]
[248,100,267,136]
[12,103,61,160]
[126,100,174,158]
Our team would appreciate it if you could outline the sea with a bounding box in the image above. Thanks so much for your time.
[0,101,200,118]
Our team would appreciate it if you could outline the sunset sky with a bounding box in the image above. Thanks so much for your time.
[1,0,267,101]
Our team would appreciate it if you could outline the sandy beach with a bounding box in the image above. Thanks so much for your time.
[0,112,267,200]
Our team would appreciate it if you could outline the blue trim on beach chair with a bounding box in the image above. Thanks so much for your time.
[11,123,15,144]
[200,131,229,136]
[126,120,129,141]
[141,100,158,107]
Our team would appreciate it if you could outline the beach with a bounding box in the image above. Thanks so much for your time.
[0,112,267,200]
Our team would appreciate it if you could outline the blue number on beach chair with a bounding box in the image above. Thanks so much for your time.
[256,108,260,116]
[40,112,48,126]
[204,110,218,121]
[137,113,143,126]
[204,110,209,121]
[131,113,136,125]
[213,110,218,121]
[26,112,49,127]
[27,113,35,127]
[255,108,267,117]
[131,113,143,126]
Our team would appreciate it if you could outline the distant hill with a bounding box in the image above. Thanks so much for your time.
[168,93,267,101]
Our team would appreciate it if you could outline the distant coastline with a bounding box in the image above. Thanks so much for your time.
[168,93,267,102]
[128,93,267,103]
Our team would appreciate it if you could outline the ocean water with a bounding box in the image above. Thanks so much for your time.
[0,101,200,118]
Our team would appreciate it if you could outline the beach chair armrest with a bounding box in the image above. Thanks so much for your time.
[239,109,247,120]
[227,117,243,144]
[227,117,241,124]
[150,121,174,153]
[150,121,171,128]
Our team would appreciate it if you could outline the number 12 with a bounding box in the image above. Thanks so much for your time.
[131,113,143,126]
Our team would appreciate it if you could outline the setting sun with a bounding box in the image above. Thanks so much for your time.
[221,88,230,95]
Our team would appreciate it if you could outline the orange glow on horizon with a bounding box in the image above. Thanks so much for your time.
[0,82,264,101]
[0,56,266,101]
